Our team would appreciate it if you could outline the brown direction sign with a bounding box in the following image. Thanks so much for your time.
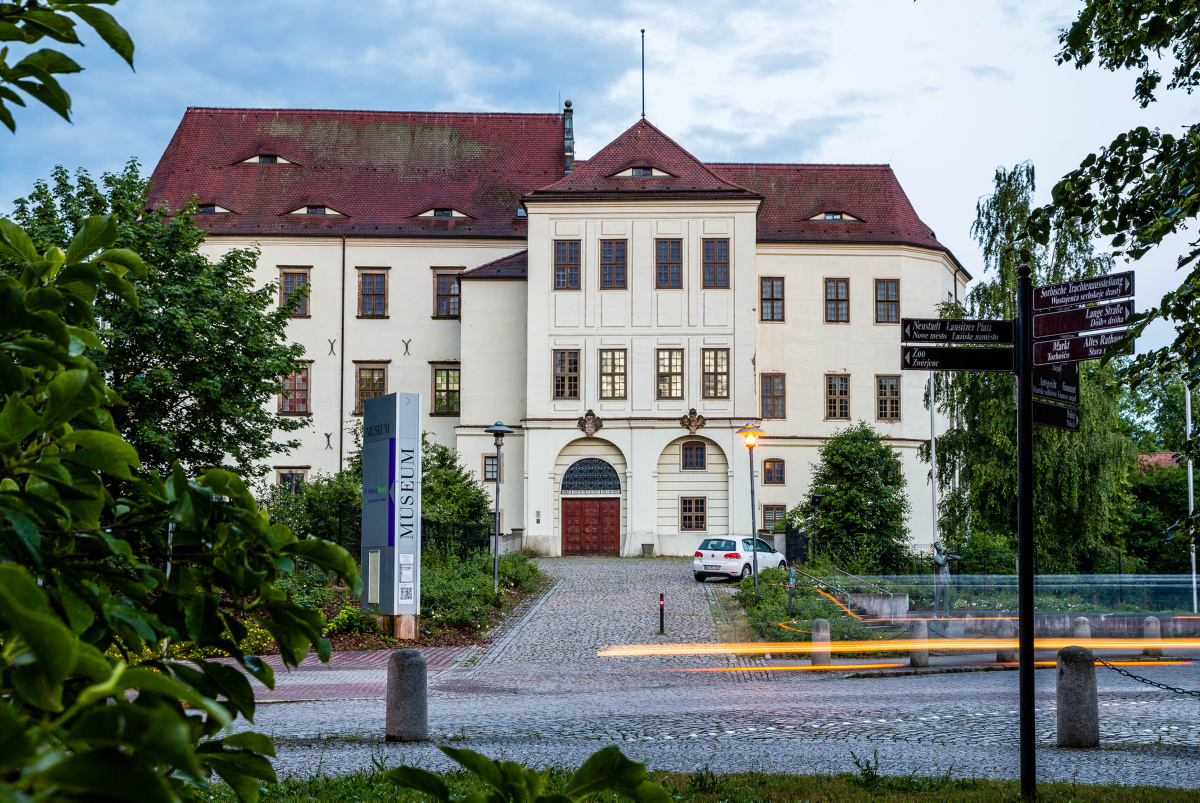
[901,318,1014,344]
[901,345,1014,372]
[1033,299,1135,340]
[1033,271,1134,311]
[1033,329,1130,366]
[1032,362,1080,407]
[1034,400,1080,432]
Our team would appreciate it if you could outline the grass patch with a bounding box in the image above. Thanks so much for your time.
[203,763,1199,801]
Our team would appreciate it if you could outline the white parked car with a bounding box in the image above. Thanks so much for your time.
[693,537,786,581]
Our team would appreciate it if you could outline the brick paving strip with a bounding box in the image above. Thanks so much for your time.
[226,558,1200,787]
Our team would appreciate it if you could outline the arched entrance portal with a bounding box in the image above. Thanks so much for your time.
[561,458,621,556]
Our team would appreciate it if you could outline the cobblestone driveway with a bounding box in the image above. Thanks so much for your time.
[241,558,1200,787]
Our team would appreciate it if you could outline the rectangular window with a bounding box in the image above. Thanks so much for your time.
[702,238,729,288]
[826,374,850,420]
[554,350,580,399]
[680,497,707,531]
[761,277,784,321]
[483,454,500,482]
[701,349,729,399]
[599,349,627,399]
[554,240,581,289]
[279,366,310,414]
[656,349,684,399]
[359,271,387,317]
[432,366,460,415]
[875,279,899,323]
[434,272,461,317]
[600,241,627,289]
[763,504,787,530]
[280,269,310,316]
[682,441,707,471]
[877,375,901,421]
[355,364,386,413]
[761,373,786,419]
[763,458,785,485]
[825,278,849,322]
[655,239,682,288]
[277,469,307,494]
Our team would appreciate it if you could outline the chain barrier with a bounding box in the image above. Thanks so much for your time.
[1096,658,1200,698]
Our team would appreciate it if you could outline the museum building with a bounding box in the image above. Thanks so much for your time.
[147,103,969,557]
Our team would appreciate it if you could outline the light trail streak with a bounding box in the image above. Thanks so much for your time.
[655,664,907,672]
[598,638,1200,657]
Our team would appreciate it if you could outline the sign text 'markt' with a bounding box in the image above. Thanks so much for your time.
[1033,329,1131,366]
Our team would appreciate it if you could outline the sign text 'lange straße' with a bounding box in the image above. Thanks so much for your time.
[1033,299,1135,339]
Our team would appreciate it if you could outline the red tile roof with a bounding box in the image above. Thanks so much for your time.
[147,107,566,239]
[1139,452,1180,470]
[709,163,966,275]
[529,119,758,201]
[458,249,527,280]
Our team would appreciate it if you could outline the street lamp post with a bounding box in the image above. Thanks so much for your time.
[484,421,513,594]
[811,493,824,562]
[736,423,765,588]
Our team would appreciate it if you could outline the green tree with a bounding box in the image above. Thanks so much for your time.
[422,434,493,525]
[783,421,911,574]
[1123,462,1194,573]
[8,161,307,478]
[1123,371,1188,454]
[932,162,1136,573]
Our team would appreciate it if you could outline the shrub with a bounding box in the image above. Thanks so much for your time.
[323,605,379,637]
[735,568,878,642]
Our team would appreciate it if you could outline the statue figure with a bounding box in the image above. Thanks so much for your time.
[932,541,960,619]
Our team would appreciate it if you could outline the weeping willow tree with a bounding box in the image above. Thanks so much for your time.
[928,162,1136,573]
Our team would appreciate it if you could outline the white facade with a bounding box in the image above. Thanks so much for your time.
[162,107,968,557]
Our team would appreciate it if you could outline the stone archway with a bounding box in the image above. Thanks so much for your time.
[560,458,621,556]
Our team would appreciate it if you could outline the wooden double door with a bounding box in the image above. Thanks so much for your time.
[561,497,620,556]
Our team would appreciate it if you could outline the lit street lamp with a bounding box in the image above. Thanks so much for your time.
[484,421,513,593]
[736,423,765,588]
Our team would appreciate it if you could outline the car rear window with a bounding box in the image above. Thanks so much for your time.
[700,539,735,551]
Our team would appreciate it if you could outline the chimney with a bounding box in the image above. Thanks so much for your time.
[563,100,574,175]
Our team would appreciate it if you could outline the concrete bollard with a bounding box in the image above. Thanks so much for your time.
[811,618,831,667]
[1056,646,1099,748]
[385,649,428,742]
[996,619,1017,663]
[1073,616,1091,640]
[1143,616,1162,657]
[909,619,929,668]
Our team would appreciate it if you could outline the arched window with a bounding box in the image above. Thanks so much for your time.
[562,458,621,495]
[763,458,785,485]
[681,441,706,471]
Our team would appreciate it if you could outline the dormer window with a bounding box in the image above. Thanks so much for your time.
[240,154,295,165]
[416,208,470,219]
[810,211,858,221]
[195,204,233,214]
[287,205,345,216]
[433,209,453,218]
[825,213,842,220]
[516,207,527,218]
[612,166,673,178]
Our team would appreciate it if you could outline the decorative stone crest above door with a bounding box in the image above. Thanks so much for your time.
[679,408,706,435]
[577,409,603,437]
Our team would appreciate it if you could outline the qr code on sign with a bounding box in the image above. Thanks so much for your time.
[398,584,414,602]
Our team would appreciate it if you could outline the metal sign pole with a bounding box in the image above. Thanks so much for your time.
[1188,381,1196,614]
[749,443,759,588]
[1016,266,1036,799]
[929,370,938,546]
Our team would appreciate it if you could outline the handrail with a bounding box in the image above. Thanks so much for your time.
[835,567,898,623]
[791,568,848,598]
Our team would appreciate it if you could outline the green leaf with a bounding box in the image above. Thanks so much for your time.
[64,215,117,266]
[60,428,142,478]
[36,747,174,803]
[65,4,134,66]
[218,731,276,757]
[0,217,39,262]
[94,246,147,279]
[0,393,41,445]
[0,703,35,770]
[283,537,360,592]
[438,746,506,789]
[0,563,78,693]
[563,746,665,800]
[383,765,452,801]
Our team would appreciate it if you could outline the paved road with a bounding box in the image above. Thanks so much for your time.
[239,558,1200,787]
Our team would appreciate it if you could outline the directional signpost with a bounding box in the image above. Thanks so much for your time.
[1014,268,1136,799]
[901,317,1014,344]
[901,345,1014,372]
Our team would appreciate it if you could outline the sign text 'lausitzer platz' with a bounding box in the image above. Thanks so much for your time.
[900,318,1014,344]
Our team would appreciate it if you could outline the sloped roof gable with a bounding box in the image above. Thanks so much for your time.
[458,249,527,280]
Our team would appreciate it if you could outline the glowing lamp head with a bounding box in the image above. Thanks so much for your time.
[735,422,764,449]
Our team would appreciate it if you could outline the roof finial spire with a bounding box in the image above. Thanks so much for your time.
[641,29,646,120]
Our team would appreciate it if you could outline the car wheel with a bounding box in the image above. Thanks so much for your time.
[740,564,752,579]
[693,572,706,583]
[778,560,787,570]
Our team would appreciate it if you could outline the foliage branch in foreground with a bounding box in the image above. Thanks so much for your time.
[0,214,359,800]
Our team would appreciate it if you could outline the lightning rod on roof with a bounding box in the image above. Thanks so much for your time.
[641,29,646,119]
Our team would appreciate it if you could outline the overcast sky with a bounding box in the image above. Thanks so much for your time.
[2,0,1194,349]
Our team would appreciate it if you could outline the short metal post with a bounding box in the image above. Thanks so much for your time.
[787,569,795,617]
[659,593,664,635]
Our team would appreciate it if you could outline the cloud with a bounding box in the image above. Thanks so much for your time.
[968,65,1016,81]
